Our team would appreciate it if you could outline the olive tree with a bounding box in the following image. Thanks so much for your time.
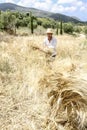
[1,10,16,34]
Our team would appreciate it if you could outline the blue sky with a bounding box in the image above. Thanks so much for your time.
[0,0,87,21]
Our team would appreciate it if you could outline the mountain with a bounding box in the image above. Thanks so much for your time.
[0,3,84,23]
[71,16,81,21]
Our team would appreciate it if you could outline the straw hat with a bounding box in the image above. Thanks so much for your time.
[46,28,53,34]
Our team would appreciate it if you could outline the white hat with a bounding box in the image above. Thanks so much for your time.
[46,28,53,34]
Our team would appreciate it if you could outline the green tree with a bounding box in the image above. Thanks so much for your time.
[64,23,74,34]
[60,20,63,35]
[41,18,56,29]
[56,22,59,35]
[37,18,43,26]
[28,20,37,29]
[29,12,37,34]
[74,26,82,33]
[1,11,16,34]
[84,26,87,34]
[30,12,34,34]
[0,10,4,30]
[42,19,52,28]
[0,10,1,15]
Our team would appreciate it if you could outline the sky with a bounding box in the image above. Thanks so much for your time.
[0,0,87,21]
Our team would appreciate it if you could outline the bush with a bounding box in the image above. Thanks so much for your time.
[0,60,12,74]
[0,22,4,30]
[74,26,82,33]
[39,18,56,29]
[37,18,43,26]
[28,21,37,29]
[84,27,87,34]
[42,20,52,29]
[64,23,74,34]
[1,11,16,34]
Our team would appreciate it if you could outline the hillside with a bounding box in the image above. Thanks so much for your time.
[0,2,84,23]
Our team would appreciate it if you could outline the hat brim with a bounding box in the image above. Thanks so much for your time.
[46,32,53,34]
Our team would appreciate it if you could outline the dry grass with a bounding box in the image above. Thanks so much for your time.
[0,32,87,130]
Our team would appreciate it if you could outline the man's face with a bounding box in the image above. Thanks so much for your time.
[47,33,53,39]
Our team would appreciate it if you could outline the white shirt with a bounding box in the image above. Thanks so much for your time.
[43,37,57,55]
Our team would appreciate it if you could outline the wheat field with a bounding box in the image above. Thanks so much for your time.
[0,32,87,130]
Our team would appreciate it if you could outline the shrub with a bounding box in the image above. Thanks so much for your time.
[0,22,4,30]
[84,27,87,34]
[28,21,37,29]
[74,26,82,33]
[1,11,16,34]
[0,60,12,74]
[64,23,74,34]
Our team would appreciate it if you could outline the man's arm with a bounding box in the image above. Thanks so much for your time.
[31,45,51,55]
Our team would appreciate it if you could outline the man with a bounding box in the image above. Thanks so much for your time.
[32,28,57,57]
[43,28,57,57]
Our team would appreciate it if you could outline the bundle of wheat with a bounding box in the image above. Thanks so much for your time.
[39,72,87,130]
[0,34,87,130]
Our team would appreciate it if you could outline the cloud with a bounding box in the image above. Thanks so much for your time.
[18,0,53,11]
[34,0,53,10]
[57,0,76,4]
[78,1,87,12]
[53,0,87,13]
[75,1,83,6]
[18,0,34,7]
[57,0,86,8]
[80,6,86,11]
[17,0,87,13]
[1,0,53,11]
[6,0,15,3]
[0,0,5,2]
[51,4,76,13]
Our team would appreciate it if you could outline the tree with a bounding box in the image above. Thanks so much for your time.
[0,10,1,15]
[28,20,37,29]
[0,10,4,30]
[84,26,87,34]
[64,23,74,34]
[1,11,16,34]
[37,18,42,26]
[29,12,35,34]
[60,20,63,35]
[38,18,56,29]
[0,22,4,30]
[56,22,59,35]
[28,12,37,34]
[74,26,82,33]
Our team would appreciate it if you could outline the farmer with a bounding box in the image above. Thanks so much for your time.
[43,28,57,57]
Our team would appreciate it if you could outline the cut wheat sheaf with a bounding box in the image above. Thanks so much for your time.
[39,72,87,130]
[0,33,87,130]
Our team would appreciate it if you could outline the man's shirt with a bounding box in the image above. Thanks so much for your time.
[43,37,57,55]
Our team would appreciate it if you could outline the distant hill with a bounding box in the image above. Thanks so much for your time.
[71,16,81,21]
[0,3,85,23]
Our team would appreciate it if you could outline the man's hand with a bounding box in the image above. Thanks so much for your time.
[31,45,55,57]
[31,45,48,54]
[44,47,53,54]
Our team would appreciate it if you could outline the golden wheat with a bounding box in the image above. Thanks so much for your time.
[0,33,87,130]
